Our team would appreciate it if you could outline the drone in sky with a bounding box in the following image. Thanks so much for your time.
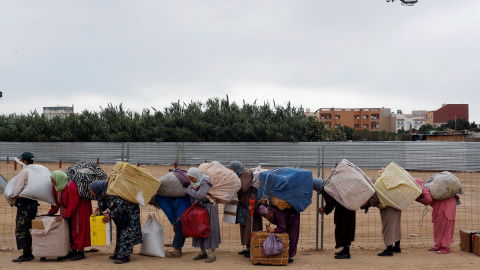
[387,0,418,6]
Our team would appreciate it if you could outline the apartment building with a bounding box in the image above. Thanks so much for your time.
[315,107,395,132]
[43,105,74,120]
[396,110,427,131]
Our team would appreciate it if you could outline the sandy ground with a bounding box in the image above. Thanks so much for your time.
[1,162,480,269]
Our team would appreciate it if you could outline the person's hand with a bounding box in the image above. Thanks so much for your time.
[248,205,252,212]
[55,216,64,222]
[193,185,199,190]
[192,201,198,206]
[102,213,111,223]
[266,225,273,233]
[318,207,325,214]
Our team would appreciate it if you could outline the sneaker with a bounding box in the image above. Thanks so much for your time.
[392,247,401,253]
[114,257,130,264]
[334,253,351,259]
[288,258,294,263]
[193,253,208,260]
[437,248,451,254]
[205,256,216,263]
[428,247,438,251]
[238,249,249,255]
[378,250,393,256]
[12,255,33,262]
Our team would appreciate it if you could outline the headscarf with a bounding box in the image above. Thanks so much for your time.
[313,178,325,191]
[89,180,108,200]
[259,205,274,221]
[227,160,247,178]
[51,170,68,192]
[187,167,206,186]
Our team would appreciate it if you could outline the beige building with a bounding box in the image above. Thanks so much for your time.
[315,107,395,132]
[43,105,74,120]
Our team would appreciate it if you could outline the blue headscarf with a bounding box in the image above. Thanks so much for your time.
[89,180,108,200]
[313,178,325,191]
[227,160,247,178]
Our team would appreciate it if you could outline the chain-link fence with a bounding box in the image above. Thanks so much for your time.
[1,142,479,251]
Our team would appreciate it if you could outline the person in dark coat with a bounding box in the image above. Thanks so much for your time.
[226,161,262,257]
[318,183,355,259]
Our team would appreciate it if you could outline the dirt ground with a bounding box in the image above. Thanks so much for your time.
[1,162,480,269]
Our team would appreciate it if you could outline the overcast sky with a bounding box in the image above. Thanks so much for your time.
[1,1,479,123]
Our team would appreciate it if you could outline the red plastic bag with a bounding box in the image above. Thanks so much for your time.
[181,205,210,238]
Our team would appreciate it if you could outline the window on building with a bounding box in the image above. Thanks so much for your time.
[354,115,360,119]
[354,124,360,128]
[363,115,369,120]
[363,124,368,128]
[335,115,341,119]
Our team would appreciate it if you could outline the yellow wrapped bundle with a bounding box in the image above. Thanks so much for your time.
[90,214,112,246]
[107,162,161,206]
[374,162,421,210]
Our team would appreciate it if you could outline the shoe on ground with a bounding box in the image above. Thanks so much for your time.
[437,248,451,254]
[288,258,294,263]
[334,251,344,256]
[166,251,182,258]
[334,253,351,259]
[109,254,118,260]
[392,247,401,253]
[238,249,249,255]
[378,250,394,256]
[205,256,216,263]
[193,253,208,260]
[428,247,438,251]
[12,255,33,262]
[70,253,86,261]
[114,257,130,264]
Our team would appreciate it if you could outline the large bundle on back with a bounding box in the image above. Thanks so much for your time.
[156,169,189,197]
[4,160,55,206]
[0,174,7,195]
[324,159,375,211]
[374,162,421,210]
[66,162,108,200]
[257,168,313,213]
[198,161,241,203]
[107,162,161,206]
[423,171,461,200]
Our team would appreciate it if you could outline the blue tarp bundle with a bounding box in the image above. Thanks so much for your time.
[257,167,313,213]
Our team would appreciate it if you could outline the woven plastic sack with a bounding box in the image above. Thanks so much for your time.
[374,162,421,210]
[263,233,285,256]
[157,172,187,197]
[107,162,161,206]
[424,171,461,200]
[139,214,165,257]
[31,216,70,258]
[0,174,7,195]
[324,159,375,211]
[199,161,241,204]
[66,162,108,200]
[4,160,56,206]
[250,166,268,189]
[181,204,210,238]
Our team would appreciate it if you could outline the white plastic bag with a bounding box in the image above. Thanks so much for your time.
[4,160,55,206]
[139,213,165,257]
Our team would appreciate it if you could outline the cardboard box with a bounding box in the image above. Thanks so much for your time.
[251,231,289,266]
[223,204,237,224]
[460,230,480,253]
[31,217,45,230]
[90,215,112,246]
[473,234,480,256]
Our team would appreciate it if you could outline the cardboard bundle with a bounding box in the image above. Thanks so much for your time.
[199,161,241,204]
[31,216,70,258]
[90,214,112,246]
[251,231,289,266]
[424,171,461,200]
[460,229,480,253]
[324,159,375,211]
[107,162,161,206]
[374,162,421,210]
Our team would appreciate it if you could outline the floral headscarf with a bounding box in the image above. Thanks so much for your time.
[89,180,108,200]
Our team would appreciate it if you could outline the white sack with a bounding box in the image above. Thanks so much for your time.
[424,171,462,200]
[324,159,375,211]
[157,172,187,197]
[31,216,70,257]
[0,174,7,195]
[139,213,165,257]
[4,161,55,206]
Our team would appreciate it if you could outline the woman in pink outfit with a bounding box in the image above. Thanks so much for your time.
[415,178,456,254]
